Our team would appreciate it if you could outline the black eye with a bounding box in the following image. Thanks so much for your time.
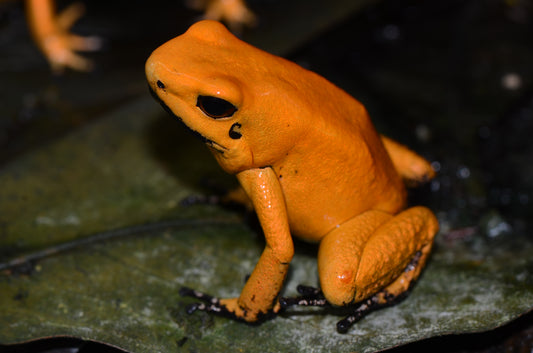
[196,95,237,119]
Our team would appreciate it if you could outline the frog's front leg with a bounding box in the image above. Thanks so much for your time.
[318,206,438,331]
[182,167,293,322]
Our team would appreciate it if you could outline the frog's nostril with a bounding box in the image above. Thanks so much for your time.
[157,80,165,89]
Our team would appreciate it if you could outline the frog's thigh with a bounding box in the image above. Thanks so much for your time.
[318,206,438,306]
[318,210,393,306]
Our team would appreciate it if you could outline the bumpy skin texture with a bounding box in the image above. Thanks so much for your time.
[146,20,439,324]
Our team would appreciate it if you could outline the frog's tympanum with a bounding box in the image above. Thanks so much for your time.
[146,20,439,333]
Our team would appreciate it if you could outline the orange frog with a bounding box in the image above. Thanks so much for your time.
[16,0,254,72]
[145,20,439,333]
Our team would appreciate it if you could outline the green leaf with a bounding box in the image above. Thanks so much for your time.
[1,97,532,353]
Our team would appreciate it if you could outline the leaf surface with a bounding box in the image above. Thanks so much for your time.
[1,98,532,353]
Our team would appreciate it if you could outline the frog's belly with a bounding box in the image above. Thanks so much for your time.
[280,171,405,242]
[275,129,406,241]
[288,208,344,242]
[284,189,362,242]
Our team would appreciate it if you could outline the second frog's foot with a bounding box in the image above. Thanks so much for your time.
[279,284,329,308]
[43,2,102,72]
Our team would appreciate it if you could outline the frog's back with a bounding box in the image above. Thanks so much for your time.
[266,67,407,241]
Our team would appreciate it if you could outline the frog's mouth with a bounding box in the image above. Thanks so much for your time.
[149,86,228,154]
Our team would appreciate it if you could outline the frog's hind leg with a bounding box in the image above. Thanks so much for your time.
[280,258,420,309]
[318,206,438,332]
[280,211,393,317]
[280,252,427,333]
[336,250,424,333]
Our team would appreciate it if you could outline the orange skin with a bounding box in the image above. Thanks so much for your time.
[18,0,254,72]
[188,0,256,32]
[146,20,439,323]
[24,0,101,72]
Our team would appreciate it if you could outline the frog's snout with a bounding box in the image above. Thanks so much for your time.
[145,55,162,92]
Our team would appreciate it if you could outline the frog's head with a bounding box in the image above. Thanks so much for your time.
[146,20,310,174]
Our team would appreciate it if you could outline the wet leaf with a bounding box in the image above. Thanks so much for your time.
[1,97,532,353]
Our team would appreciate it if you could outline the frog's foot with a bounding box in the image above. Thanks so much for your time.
[180,287,281,323]
[336,251,423,333]
[279,281,410,333]
[180,287,279,323]
[179,178,225,206]
[278,285,373,333]
[336,295,382,333]
[279,285,376,333]
[280,286,404,333]
[179,286,230,316]
[279,285,329,308]
[337,287,410,333]
[181,186,253,210]
[203,0,257,33]
[180,194,222,207]
[38,3,102,72]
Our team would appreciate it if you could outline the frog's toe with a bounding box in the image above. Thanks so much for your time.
[336,289,410,333]
[179,287,237,317]
[333,295,404,333]
[180,286,219,306]
[336,316,357,334]
[296,284,322,296]
[279,284,328,308]
[68,34,103,52]
[335,296,378,333]
[184,301,227,315]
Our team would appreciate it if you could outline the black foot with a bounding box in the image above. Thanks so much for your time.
[279,284,329,308]
[336,297,378,333]
[280,285,403,334]
[337,288,410,334]
[179,286,231,316]
[180,194,221,207]
[296,284,322,296]
[337,251,424,333]
[180,178,234,207]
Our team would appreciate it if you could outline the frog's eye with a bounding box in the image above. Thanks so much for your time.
[196,95,237,119]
